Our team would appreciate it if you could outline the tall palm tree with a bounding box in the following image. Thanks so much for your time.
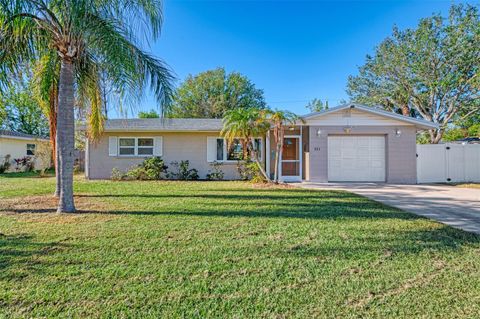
[268,110,299,183]
[0,0,174,212]
[222,108,271,181]
[33,49,105,196]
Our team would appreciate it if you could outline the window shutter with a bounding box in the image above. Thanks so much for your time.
[207,137,217,162]
[108,137,118,156]
[154,137,163,156]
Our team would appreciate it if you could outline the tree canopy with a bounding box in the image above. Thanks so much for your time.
[0,75,49,136]
[169,68,266,118]
[306,98,329,113]
[138,109,160,118]
[347,4,480,143]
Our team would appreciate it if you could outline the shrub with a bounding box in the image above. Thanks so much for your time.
[468,124,480,137]
[206,162,225,181]
[0,154,11,174]
[168,160,199,180]
[237,159,266,183]
[111,157,168,181]
[111,168,124,181]
[14,156,34,172]
[125,166,149,180]
[141,157,169,180]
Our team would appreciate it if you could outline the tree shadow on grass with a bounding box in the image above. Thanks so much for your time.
[279,226,480,261]
[1,192,418,221]
[0,233,71,280]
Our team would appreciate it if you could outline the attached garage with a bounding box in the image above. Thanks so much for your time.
[327,136,385,182]
[298,104,439,184]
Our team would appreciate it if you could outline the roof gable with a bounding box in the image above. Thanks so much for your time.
[302,104,438,129]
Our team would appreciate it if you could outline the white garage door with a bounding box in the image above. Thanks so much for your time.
[328,136,386,182]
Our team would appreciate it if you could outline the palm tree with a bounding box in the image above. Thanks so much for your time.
[32,50,106,196]
[222,108,271,181]
[268,110,300,183]
[0,0,174,212]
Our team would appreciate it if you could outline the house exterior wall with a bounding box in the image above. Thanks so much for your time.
[0,137,51,172]
[87,132,243,180]
[306,126,417,184]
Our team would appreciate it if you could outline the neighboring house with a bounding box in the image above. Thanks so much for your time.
[82,103,438,183]
[0,130,51,172]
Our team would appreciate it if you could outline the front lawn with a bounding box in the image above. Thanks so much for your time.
[1,175,479,318]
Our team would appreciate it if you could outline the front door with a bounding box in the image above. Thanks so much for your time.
[280,136,301,182]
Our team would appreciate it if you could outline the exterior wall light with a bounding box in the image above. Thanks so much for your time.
[343,126,352,134]
[395,129,402,137]
[289,126,295,131]
[316,129,322,137]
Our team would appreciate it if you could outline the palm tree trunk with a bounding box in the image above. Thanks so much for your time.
[49,87,61,197]
[277,132,284,183]
[247,140,270,182]
[55,129,61,197]
[273,127,284,183]
[56,59,76,213]
[48,107,56,168]
[273,141,281,183]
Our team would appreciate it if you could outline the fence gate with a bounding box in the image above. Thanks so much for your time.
[417,143,480,183]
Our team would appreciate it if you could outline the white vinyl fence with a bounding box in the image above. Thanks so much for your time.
[417,143,480,183]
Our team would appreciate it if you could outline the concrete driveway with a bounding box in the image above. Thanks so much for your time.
[295,183,480,235]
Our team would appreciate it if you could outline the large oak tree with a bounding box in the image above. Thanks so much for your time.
[347,4,480,143]
[169,67,266,118]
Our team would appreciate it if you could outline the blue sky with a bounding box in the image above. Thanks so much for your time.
[127,0,457,118]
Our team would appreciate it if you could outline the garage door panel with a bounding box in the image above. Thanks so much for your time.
[343,148,356,158]
[330,148,341,157]
[357,148,370,158]
[370,138,385,148]
[370,159,384,168]
[328,136,386,182]
[357,159,370,169]
[357,138,370,147]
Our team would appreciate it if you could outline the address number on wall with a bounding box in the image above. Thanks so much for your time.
[314,147,321,151]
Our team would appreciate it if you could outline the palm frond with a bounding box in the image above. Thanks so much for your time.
[80,12,175,116]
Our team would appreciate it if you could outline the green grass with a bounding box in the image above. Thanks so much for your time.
[1,174,480,318]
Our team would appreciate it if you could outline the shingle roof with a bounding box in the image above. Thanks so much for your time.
[302,103,439,129]
[99,118,224,132]
[0,130,49,141]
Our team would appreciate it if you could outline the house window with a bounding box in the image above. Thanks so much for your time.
[26,144,36,156]
[227,139,244,160]
[118,137,154,156]
[137,138,154,155]
[119,138,135,155]
[215,138,262,162]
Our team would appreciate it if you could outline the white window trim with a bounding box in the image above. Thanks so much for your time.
[214,137,264,163]
[117,137,155,157]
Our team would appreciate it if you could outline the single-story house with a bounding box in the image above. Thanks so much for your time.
[0,130,51,172]
[83,103,438,183]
